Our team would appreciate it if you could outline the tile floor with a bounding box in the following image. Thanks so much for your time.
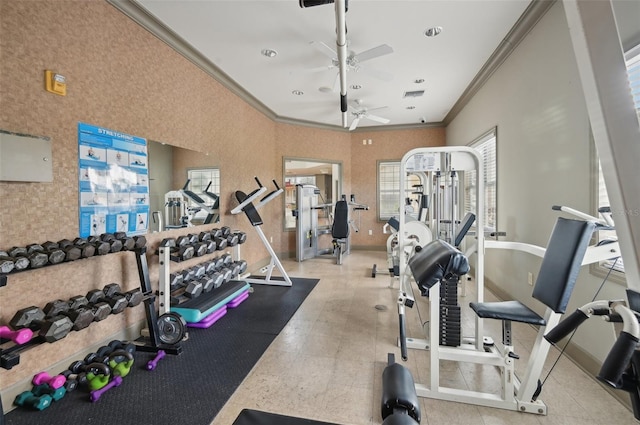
[211,250,637,425]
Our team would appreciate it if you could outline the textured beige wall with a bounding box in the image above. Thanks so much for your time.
[0,0,444,391]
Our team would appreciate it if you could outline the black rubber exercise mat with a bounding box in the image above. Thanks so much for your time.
[4,277,319,425]
[232,409,342,425]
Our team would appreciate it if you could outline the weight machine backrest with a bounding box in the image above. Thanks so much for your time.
[532,217,596,313]
[235,191,263,227]
[332,200,349,239]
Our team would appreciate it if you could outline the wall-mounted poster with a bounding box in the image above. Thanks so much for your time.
[78,122,149,237]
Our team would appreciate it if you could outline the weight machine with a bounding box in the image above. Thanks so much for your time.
[231,177,292,286]
[163,179,219,229]
[295,185,368,264]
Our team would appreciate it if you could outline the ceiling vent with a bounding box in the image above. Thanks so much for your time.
[403,90,425,98]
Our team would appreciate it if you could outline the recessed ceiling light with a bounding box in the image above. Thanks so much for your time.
[292,90,304,96]
[350,84,362,90]
[406,106,415,110]
[424,27,442,37]
[261,49,277,58]
[319,86,332,93]
[414,78,424,84]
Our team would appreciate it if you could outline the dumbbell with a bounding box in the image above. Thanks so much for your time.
[44,298,95,331]
[170,280,203,305]
[90,375,123,402]
[103,283,143,308]
[193,242,208,257]
[146,350,165,371]
[199,232,212,242]
[60,370,86,392]
[9,246,48,269]
[32,383,66,401]
[0,250,28,271]
[9,306,73,342]
[113,231,136,251]
[67,361,111,391]
[0,252,16,273]
[220,253,233,267]
[32,371,66,390]
[209,256,225,272]
[228,262,241,278]
[14,391,52,411]
[45,240,82,262]
[226,233,239,247]
[29,242,66,265]
[204,240,217,254]
[87,287,127,315]
[68,295,111,322]
[106,339,136,357]
[87,236,111,256]
[133,235,147,249]
[169,272,184,290]
[220,226,231,238]
[234,260,248,275]
[203,260,218,275]
[163,238,195,261]
[209,271,225,289]
[99,233,124,253]
[219,268,233,283]
[235,231,247,244]
[199,275,215,292]
[0,325,34,345]
[68,238,97,258]
[213,236,228,251]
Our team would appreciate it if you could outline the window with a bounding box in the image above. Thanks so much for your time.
[594,44,640,274]
[377,161,421,221]
[187,167,220,206]
[464,129,497,232]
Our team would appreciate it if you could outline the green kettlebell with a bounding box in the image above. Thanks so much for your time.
[85,362,111,391]
[109,349,134,378]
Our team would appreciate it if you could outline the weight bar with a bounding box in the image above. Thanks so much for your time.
[9,307,73,342]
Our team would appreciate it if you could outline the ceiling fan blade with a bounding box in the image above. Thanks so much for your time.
[364,113,390,124]
[349,117,361,131]
[310,41,337,59]
[300,64,336,73]
[332,71,340,92]
[354,44,394,62]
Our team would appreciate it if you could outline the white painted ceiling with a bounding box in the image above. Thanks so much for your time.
[118,0,535,130]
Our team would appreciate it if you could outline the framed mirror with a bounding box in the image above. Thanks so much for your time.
[148,140,220,232]
[283,157,342,230]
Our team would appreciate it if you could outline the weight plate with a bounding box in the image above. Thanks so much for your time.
[157,312,186,345]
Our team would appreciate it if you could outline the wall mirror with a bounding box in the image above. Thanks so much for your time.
[283,157,342,230]
[148,140,220,232]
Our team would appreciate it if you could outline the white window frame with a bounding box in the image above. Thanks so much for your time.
[377,160,421,221]
[186,167,220,208]
[592,43,640,278]
[464,128,497,234]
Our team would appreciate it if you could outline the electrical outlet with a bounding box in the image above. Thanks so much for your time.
[368,229,373,236]
[270,236,273,243]
[528,272,534,286]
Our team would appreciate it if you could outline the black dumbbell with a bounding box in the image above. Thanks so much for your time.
[204,240,217,254]
[69,238,97,258]
[0,250,29,271]
[226,233,239,247]
[28,243,66,265]
[220,254,233,267]
[87,287,127,315]
[61,370,87,391]
[219,268,233,283]
[234,260,248,275]
[87,236,111,256]
[235,231,247,244]
[209,271,225,289]
[69,295,111,322]
[113,232,136,251]
[168,272,184,290]
[220,226,231,238]
[193,242,208,257]
[133,235,147,249]
[67,361,111,390]
[210,228,223,238]
[0,252,16,273]
[199,275,215,293]
[162,238,195,261]
[213,236,228,251]
[44,298,94,331]
[198,232,212,242]
[9,306,73,342]
[103,283,143,307]
[99,234,123,253]
[49,240,82,262]
[10,246,48,269]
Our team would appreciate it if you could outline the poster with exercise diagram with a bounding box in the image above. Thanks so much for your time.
[78,122,149,237]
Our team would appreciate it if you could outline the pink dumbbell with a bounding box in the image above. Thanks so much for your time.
[0,325,33,345]
[32,371,66,390]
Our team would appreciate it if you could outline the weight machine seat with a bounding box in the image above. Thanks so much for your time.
[332,200,349,240]
[183,189,207,205]
[469,217,596,327]
[408,239,470,294]
[235,191,263,226]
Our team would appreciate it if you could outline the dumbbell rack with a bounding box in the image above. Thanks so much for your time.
[133,246,183,355]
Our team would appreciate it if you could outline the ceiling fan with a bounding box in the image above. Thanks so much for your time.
[349,100,390,131]
[308,40,394,89]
